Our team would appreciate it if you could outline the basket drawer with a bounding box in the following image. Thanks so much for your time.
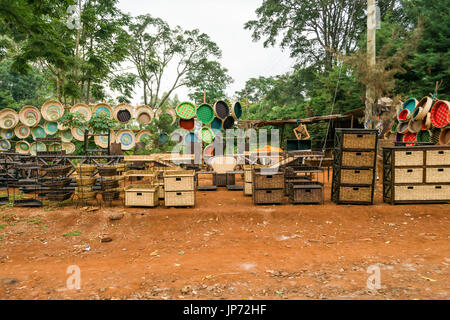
[341,151,375,167]
[164,191,195,206]
[426,150,450,166]
[394,150,423,166]
[394,168,423,183]
[253,171,284,189]
[340,169,374,184]
[339,186,373,203]
[244,182,252,196]
[426,167,450,183]
[253,189,284,204]
[394,185,450,201]
[125,186,159,207]
[164,175,195,191]
[342,133,377,149]
[290,185,323,204]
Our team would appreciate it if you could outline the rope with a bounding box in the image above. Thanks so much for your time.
[319,62,344,167]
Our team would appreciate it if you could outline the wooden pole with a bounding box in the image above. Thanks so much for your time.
[365,0,376,129]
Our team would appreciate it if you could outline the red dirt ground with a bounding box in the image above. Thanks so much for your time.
[0,174,449,300]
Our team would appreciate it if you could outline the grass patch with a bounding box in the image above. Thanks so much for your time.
[27,218,42,225]
[63,230,81,237]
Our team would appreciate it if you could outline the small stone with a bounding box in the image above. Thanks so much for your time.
[1,278,18,285]
[109,213,124,221]
[101,237,112,243]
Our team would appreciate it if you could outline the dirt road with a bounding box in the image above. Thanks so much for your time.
[0,179,449,300]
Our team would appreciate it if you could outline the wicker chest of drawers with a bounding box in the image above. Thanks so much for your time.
[331,129,378,204]
[383,145,450,204]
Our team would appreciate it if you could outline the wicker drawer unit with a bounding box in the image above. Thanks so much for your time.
[252,169,284,190]
[253,189,284,205]
[164,191,195,207]
[332,129,378,205]
[383,145,450,204]
[163,171,195,192]
[125,185,159,207]
[244,165,268,183]
[289,182,323,204]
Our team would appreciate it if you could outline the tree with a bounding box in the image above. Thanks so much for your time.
[235,76,277,104]
[127,14,232,109]
[245,0,404,70]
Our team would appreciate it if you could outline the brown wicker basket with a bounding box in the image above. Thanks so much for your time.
[76,164,96,175]
[42,178,71,188]
[253,189,284,205]
[339,186,372,202]
[252,169,284,190]
[45,165,72,177]
[342,133,377,149]
[76,176,96,186]
[340,169,374,184]
[75,186,92,193]
[98,166,117,177]
[100,179,119,190]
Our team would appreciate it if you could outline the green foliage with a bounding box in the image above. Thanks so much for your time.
[88,114,119,133]
[60,111,86,129]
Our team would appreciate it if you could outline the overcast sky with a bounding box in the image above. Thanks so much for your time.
[117,0,295,104]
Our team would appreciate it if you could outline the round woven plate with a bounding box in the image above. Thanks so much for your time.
[184,132,198,143]
[213,100,230,120]
[200,127,215,144]
[116,129,136,150]
[0,128,14,140]
[232,101,243,120]
[30,142,46,155]
[94,131,115,149]
[430,100,449,128]
[15,140,30,154]
[19,105,41,127]
[113,103,133,123]
[439,127,450,145]
[402,132,417,146]
[136,106,153,125]
[196,104,215,124]
[0,108,19,129]
[31,125,46,140]
[408,118,422,133]
[179,118,195,131]
[59,129,73,142]
[14,124,30,139]
[159,133,169,145]
[417,130,431,143]
[413,97,433,120]
[211,117,223,133]
[62,142,76,154]
[0,139,11,151]
[401,98,418,113]
[41,100,64,121]
[43,121,58,135]
[397,109,411,123]
[93,103,113,119]
[397,122,410,134]
[71,127,85,141]
[155,108,177,125]
[176,102,196,120]
[136,130,152,143]
[70,103,92,122]
[222,116,235,129]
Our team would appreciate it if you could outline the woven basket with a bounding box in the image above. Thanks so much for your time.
[222,116,235,129]
[211,117,223,132]
[113,103,133,123]
[100,179,119,190]
[125,184,159,207]
[200,127,215,144]
[213,100,229,119]
[70,103,92,121]
[76,164,96,175]
[417,130,431,143]
[135,106,153,125]
[342,133,377,149]
[341,151,375,167]
[430,127,441,144]
[98,166,117,177]
[19,105,41,127]
[116,129,136,151]
[75,186,92,193]
[15,140,31,154]
[439,126,450,145]
[253,189,284,205]
[0,108,19,129]
[41,100,64,121]
[93,103,113,119]
[430,100,449,128]
[76,176,96,186]
[413,97,433,120]
[0,139,11,151]
[163,170,195,192]
[45,165,72,177]
[43,121,58,135]
[61,142,75,154]
[179,118,195,131]
[164,190,195,207]
[176,102,196,119]
[339,186,372,202]
[340,169,374,184]
[74,191,97,200]
[232,102,243,120]
[196,104,215,124]
[136,130,152,144]
[390,119,399,133]
[31,125,47,140]
[14,124,31,139]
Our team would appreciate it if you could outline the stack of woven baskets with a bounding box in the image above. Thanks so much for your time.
[75,164,97,202]
[43,165,73,202]
[98,166,120,202]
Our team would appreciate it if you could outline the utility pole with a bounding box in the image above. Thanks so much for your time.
[365,0,376,128]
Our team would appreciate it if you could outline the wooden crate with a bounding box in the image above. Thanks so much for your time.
[125,185,159,207]
[252,189,284,205]
[252,169,284,190]
[164,191,195,207]
[163,170,195,191]
[289,183,323,204]
[383,145,450,204]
